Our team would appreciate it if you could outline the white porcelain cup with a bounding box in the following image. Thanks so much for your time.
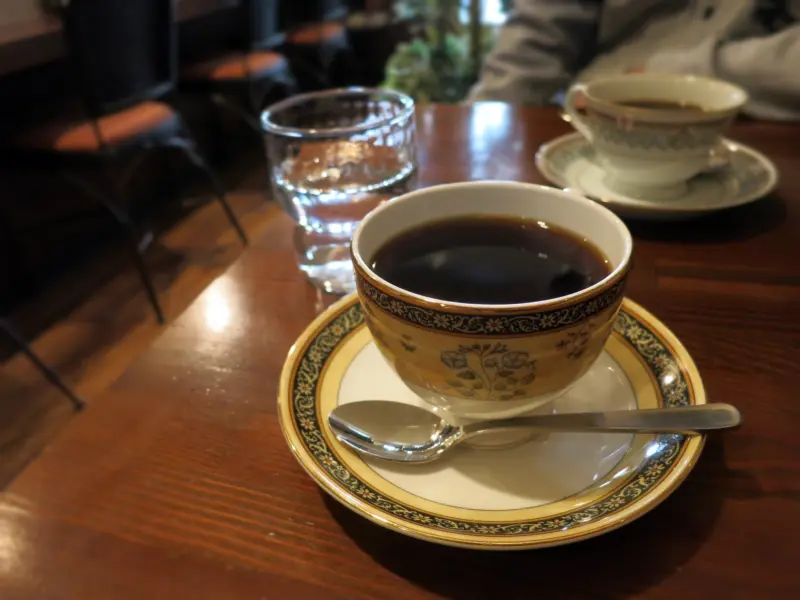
[351,181,633,421]
[565,74,748,199]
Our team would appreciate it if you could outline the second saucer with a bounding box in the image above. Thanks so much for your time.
[536,133,778,221]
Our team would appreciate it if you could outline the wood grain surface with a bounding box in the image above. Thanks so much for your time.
[1,105,798,600]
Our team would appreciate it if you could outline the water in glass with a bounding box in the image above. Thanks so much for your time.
[262,89,417,294]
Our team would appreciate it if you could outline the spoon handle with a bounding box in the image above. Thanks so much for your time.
[462,404,741,436]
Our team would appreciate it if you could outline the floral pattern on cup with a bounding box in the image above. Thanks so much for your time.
[400,333,417,353]
[556,323,592,359]
[440,343,537,402]
[584,109,729,152]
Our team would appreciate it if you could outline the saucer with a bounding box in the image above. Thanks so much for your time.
[536,133,778,220]
[278,293,706,549]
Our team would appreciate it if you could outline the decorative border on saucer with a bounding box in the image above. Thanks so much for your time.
[289,300,692,536]
[355,274,627,336]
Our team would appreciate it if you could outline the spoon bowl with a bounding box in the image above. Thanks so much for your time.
[328,401,462,463]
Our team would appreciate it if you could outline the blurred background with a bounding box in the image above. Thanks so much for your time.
[0,0,510,484]
[0,0,511,302]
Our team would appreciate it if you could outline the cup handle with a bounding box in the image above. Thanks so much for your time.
[564,83,594,143]
[706,140,731,173]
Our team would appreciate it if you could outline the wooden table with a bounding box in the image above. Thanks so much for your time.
[1,105,798,599]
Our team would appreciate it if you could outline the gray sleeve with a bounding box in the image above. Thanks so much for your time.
[468,0,601,104]
[717,24,800,121]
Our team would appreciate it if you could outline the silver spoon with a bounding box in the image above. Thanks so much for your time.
[328,401,741,464]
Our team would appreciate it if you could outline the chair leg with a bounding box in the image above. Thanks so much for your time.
[211,93,264,138]
[166,135,248,246]
[58,170,166,324]
[251,71,299,116]
[285,49,331,90]
[0,319,85,411]
[0,205,35,296]
[123,223,166,324]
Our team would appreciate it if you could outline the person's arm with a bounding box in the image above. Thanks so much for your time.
[643,1,800,122]
[468,0,601,104]
[716,24,800,121]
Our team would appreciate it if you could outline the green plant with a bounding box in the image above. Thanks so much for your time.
[383,0,509,103]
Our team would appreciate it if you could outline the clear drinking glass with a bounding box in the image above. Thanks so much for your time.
[261,88,417,294]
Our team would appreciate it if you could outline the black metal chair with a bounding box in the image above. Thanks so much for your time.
[345,2,416,86]
[0,211,83,411]
[0,319,85,411]
[4,0,247,324]
[283,0,349,25]
[181,0,298,134]
[282,0,358,90]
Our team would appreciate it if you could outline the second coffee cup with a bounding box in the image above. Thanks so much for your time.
[565,73,747,199]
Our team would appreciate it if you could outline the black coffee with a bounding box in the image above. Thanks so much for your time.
[618,99,706,112]
[370,216,610,304]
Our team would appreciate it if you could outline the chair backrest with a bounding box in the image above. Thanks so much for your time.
[239,0,283,51]
[281,0,346,29]
[58,0,176,116]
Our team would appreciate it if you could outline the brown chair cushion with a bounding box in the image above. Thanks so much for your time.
[286,21,346,45]
[13,101,179,152]
[182,51,287,81]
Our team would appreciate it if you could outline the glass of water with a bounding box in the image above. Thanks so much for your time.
[261,88,417,294]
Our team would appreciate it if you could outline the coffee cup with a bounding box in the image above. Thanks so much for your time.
[565,73,747,199]
[351,181,632,421]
